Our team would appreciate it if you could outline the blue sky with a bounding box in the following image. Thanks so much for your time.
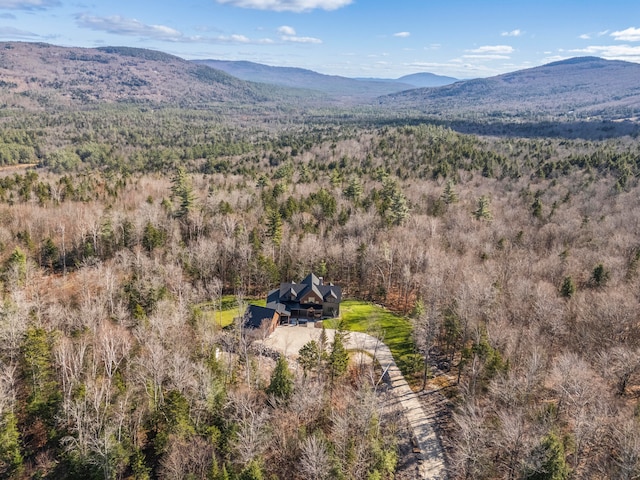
[1,0,639,78]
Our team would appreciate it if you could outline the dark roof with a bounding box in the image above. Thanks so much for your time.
[275,272,342,305]
[244,305,277,329]
[266,301,291,316]
[267,288,280,304]
[302,272,321,286]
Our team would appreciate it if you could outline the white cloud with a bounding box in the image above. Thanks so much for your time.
[571,44,640,62]
[0,0,59,9]
[276,25,321,44]
[76,14,183,40]
[277,25,296,36]
[280,34,321,44]
[467,45,514,55]
[611,27,640,42]
[228,34,250,43]
[580,29,609,40]
[215,0,352,12]
[0,25,39,38]
[393,31,410,38]
[501,29,522,37]
[76,14,261,45]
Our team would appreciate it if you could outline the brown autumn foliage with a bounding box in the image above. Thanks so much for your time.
[0,119,640,478]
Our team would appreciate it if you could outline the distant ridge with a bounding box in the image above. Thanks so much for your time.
[379,56,640,117]
[397,72,459,88]
[192,59,419,99]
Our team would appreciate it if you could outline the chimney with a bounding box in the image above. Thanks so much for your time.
[318,277,323,285]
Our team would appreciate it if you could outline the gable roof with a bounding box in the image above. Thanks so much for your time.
[302,272,321,286]
[275,272,342,305]
[244,305,277,329]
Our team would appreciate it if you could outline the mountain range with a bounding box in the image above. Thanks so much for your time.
[193,59,458,98]
[0,42,639,120]
[380,56,640,117]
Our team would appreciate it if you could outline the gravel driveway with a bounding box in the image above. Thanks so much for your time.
[259,324,448,480]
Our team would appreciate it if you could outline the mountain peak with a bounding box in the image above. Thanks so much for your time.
[544,56,614,67]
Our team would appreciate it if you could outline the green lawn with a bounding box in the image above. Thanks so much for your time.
[327,300,416,370]
[199,296,266,328]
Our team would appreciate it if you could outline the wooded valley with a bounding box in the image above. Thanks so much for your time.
[0,100,639,479]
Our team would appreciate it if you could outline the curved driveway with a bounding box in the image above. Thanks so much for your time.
[261,325,448,480]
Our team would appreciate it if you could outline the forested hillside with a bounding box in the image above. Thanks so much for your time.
[381,56,640,119]
[1,106,640,479]
[0,42,320,109]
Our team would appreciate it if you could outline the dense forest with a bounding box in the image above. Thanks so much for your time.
[1,102,640,479]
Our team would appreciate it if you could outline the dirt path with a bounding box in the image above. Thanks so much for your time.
[261,325,448,480]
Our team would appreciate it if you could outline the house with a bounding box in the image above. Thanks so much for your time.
[243,273,341,334]
[267,272,341,320]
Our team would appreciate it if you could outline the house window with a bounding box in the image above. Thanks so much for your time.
[307,296,315,303]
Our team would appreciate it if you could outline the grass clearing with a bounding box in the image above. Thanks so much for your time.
[198,296,266,328]
[327,300,416,373]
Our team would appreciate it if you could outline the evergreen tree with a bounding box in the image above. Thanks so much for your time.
[591,263,609,287]
[20,327,61,447]
[3,247,27,287]
[473,196,492,221]
[0,411,23,477]
[218,464,231,480]
[329,325,350,382]
[343,176,363,204]
[40,237,58,271]
[560,276,576,299]
[298,340,323,377]
[266,208,283,247]
[532,197,543,219]
[387,189,409,226]
[142,222,165,252]
[524,432,570,480]
[377,177,410,225]
[239,459,264,480]
[171,167,196,218]
[441,179,458,205]
[266,356,294,400]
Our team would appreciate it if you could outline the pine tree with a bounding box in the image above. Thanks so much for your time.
[171,167,196,218]
[591,263,609,287]
[266,208,283,247]
[0,411,23,477]
[239,459,264,480]
[298,340,322,377]
[4,247,27,287]
[266,356,294,400]
[329,326,350,382]
[532,197,543,219]
[560,276,576,298]
[524,432,570,480]
[387,188,409,226]
[343,176,363,204]
[473,196,493,221]
[441,179,458,205]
